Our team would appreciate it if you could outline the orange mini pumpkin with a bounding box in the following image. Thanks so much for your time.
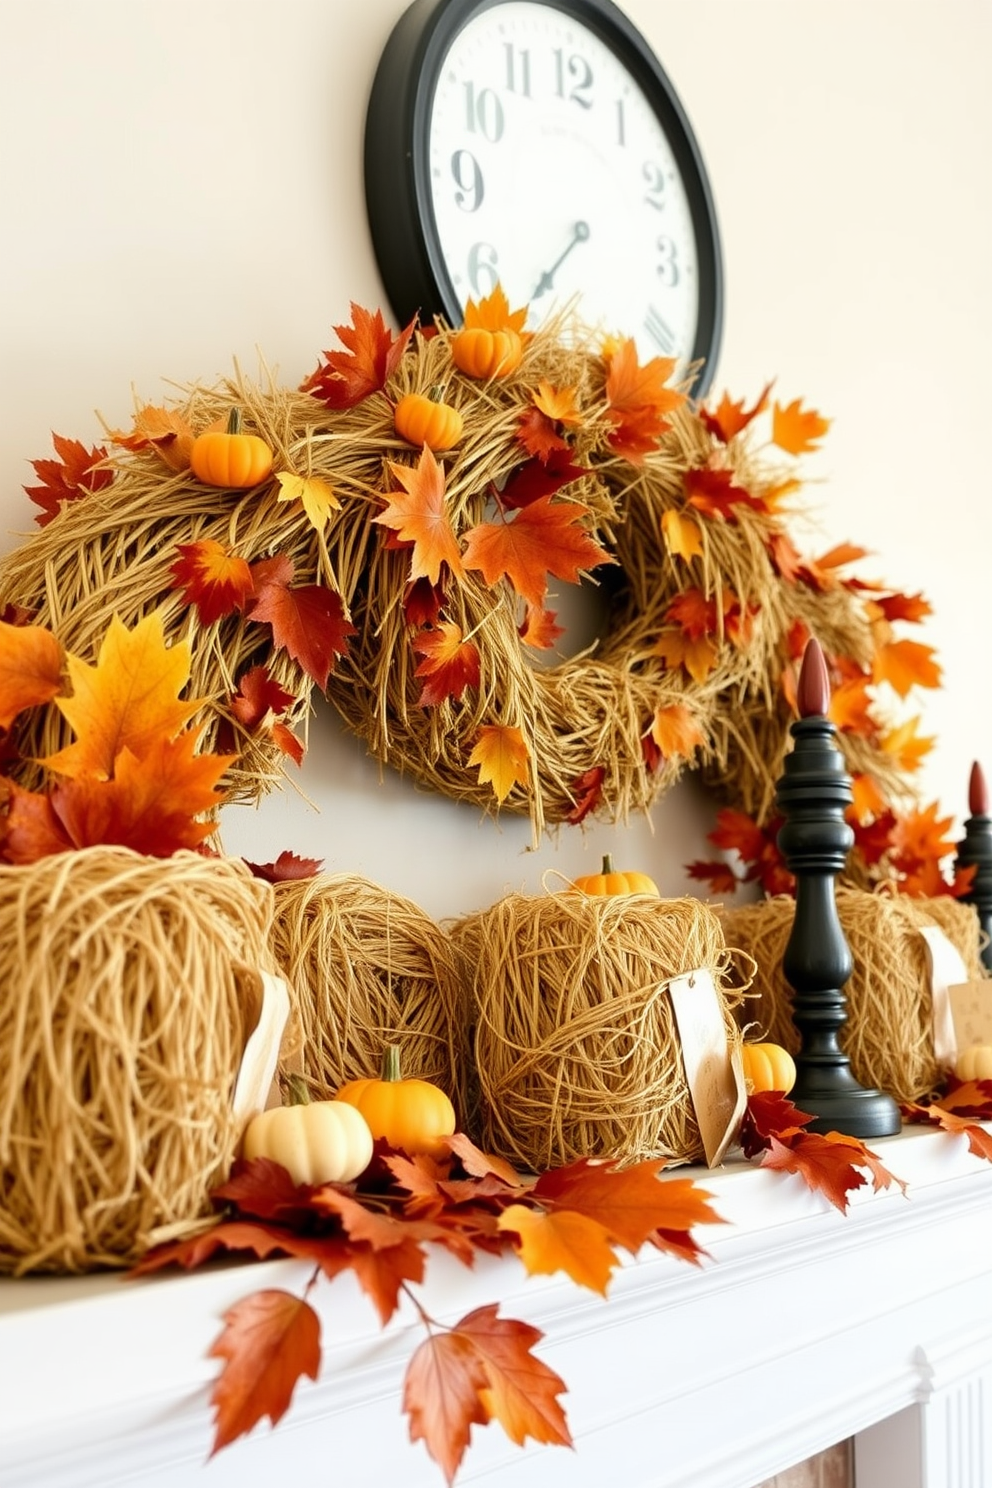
[394,390,464,451]
[190,407,274,489]
[451,325,523,380]
[740,1040,797,1095]
[570,852,659,897]
[336,1044,456,1158]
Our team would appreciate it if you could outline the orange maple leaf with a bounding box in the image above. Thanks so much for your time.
[771,398,830,455]
[828,675,875,735]
[209,1289,321,1454]
[0,621,64,729]
[889,800,958,866]
[226,666,302,765]
[565,765,605,825]
[518,604,564,650]
[661,509,703,562]
[247,556,355,691]
[375,448,465,586]
[700,380,773,443]
[872,638,942,696]
[850,771,890,823]
[880,716,934,773]
[604,337,685,459]
[24,433,114,526]
[685,467,767,522]
[302,302,416,409]
[463,284,528,334]
[468,724,530,802]
[497,1204,617,1294]
[901,1100,992,1162]
[871,590,932,625]
[530,1156,721,1254]
[457,1305,571,1451]
[404,1327,491,1484]
[109,404,196,472]
[516,405,570,461]
[532,380,583,426]
[170,540,255,625]
[44,611,201,780]
[461,496,614,609]
[649,704,706,760]
[412,623,481,706]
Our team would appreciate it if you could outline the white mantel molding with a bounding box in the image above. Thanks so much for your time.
[3,1124,992,1488]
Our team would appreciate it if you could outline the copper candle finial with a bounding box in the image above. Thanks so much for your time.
[796,635,831,720]
[969,759,990,818]
[958,760,992,973]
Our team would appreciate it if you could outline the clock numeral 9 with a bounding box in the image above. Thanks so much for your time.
[553,48,594,109]
[643,161,667,211]
[450,149,485,213]
[468,242,500,299]
[463,82,505,142]
[656,235,679,287]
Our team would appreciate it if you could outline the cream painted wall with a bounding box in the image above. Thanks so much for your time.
[1,0,989,922]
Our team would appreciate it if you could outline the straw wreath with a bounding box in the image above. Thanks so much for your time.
[0,309,914,838]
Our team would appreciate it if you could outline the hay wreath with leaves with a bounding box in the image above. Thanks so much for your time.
[0,287,936,843]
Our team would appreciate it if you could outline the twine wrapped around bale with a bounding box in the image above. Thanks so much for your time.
[0,847,278,1275]
[717,888,988,1104]
[269,873,469,1121]
[450,890,746,1171]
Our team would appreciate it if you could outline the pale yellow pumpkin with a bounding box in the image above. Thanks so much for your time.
[954,1044,992,1082]
[242,1094,374,1186]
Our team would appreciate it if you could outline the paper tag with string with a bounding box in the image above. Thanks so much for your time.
[668,969,747,1167]
[947,977,992,1051]
[919,926,969,1066]
[231,968,291,1124]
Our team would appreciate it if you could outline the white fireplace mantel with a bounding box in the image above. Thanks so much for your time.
[3,1124,992,1488]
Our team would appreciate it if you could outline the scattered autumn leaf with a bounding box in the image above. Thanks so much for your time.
[456,1306,571,1450]
[685,467,767,522]
[649,704,706,761]
[302,303,416,409]
[461,495,614,610]
[700,381,773,443]
[655,631,718,684]
[275,471,341,532]
[244,850,323,883]
[412,623,481,707]
[604,337,685,459]
[496,450,588,511]
[209,1289,321,1454]
[375,448,465,586]
[462,285,528,335]
[468,725,530,802]
[109,404,196,473]
[24,432,114,526]
[170,539,254,625]
[247,556,355,691]
[872,638,942,696]
[532,381,583,426]
[771,398,830,455]
[661,509,703,562]
[518,604,563,650]
[565,765,605,825]
[0,621,64,729]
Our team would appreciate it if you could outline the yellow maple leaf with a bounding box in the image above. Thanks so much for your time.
[532,381,583,427]
[661,509,703,562]
[771,398,830,455]
[468,724,530,802]
[649,704,706,760]
[109,404,196,472]
[44,610,202,780]
[880,715,934,772]
[496,1204,617,1296]
[463,284,528,334]
[655,631,717,684]
[275,471,341,532]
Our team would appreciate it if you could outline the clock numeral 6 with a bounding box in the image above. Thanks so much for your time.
[450,149,485,213]
[656,235,679,287]
[468,242,500,299]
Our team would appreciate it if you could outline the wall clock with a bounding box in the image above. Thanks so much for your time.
[364,0,723,395]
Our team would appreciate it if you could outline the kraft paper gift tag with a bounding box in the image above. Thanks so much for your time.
[232,968,292,1123]
[947,978,992,1050]
[668,968,747,1167]
[919,925,970,1066]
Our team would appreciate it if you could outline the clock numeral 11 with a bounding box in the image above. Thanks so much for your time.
[503,43,532,96]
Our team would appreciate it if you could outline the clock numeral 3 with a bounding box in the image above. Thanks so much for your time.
[656,235,679,287]
[451,149,485,212]
[553,48,594,109]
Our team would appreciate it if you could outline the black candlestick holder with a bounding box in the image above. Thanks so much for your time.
[774,638,902,1138]
[956,761,992,974]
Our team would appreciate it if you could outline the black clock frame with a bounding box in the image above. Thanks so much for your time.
[364,0,724,397]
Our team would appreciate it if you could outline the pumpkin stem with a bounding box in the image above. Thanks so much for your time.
[226,407,243,436]
[380,1044,403,1083]
[284,1072,312,1106]
[427,382,448,403]
[601,853,614,874]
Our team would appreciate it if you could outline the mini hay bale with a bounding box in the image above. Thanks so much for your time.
[450,891,745,1172]
[717,889,988,1104]
[0,847,278,1275]
[269,874,468,1120]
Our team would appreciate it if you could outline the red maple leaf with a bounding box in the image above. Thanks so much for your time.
[699,381,773,443]
[685,467,768,522]
[497,450,587,510]
[24,433,114,526]
[247,556,355,690]
[412,623,481,707]
[516,406,570,461]
[243,850,323,883]
[301,302,416,409]
[170,540,254,625]
[461,496,614,609]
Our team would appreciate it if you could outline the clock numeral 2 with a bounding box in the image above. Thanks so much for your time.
[644,306,675,354]
[643,161,666,210]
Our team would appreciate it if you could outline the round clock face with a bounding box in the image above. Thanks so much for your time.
[365,0,723,395]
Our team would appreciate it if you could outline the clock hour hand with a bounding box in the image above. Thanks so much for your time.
[531,220,590,300]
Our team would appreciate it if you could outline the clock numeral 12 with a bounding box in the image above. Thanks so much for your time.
[553,49,594,108]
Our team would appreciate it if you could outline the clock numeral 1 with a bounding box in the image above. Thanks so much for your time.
[462,81,505,142]
[644,306,676,354]
[503,43,531,96]
[615,99,626,147]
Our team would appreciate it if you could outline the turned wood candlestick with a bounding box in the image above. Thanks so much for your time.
[774,638,902,1138]
[957,761,992,973]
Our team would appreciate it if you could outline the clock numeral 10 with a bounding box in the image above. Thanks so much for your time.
[462,81,505,142]
[644,306,676,354]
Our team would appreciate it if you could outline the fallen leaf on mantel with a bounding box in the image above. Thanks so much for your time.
[209,1288,321,1453]
[741,1092,907,1213]
[901,1078,992,1162]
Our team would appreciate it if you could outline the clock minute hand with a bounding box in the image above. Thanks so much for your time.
[532,220,591,299]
